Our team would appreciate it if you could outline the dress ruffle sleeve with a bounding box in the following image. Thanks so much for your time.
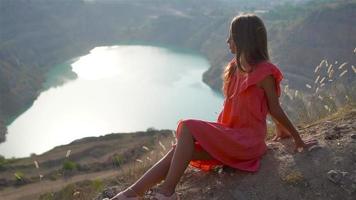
[237,62,283,97]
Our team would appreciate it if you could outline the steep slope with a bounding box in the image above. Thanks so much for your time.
[202,0,356,93]
[0,129,175,199]
[268,1,356,90]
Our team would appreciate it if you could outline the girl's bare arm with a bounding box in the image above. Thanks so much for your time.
[257,75,309,151]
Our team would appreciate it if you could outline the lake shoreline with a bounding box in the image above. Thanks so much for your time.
[0,45,224,158]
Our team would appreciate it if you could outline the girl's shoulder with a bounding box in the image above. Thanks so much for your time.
[249,61,283,78]
[241,60,283,84]
[253,60,280,71]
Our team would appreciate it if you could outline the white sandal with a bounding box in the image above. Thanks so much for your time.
[106,187,143,200]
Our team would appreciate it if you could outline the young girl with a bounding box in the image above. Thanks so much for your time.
[108,14,317,200]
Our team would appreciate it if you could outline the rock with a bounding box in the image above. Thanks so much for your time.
[97,186,119,199]
[327,170,356,194]
[324,131,341,140]
[73,191,80,196]
[323,120,335,127]
[327,170,342,183]
[351,134,356,139]
[230,188,248,200]
[340,128,353,133]
[308,144,322,152]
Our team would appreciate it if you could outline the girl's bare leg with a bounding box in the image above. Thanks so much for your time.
[156,123,198,196]
[121,123,213,197]
[121,148,175,197]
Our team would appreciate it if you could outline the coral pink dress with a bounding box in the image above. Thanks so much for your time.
[174,59,283,172]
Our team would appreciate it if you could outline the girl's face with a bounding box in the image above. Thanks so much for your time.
[226,28,237,54]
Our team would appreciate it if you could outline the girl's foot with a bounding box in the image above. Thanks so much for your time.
[272,133,291,141]
[108,187,143,200]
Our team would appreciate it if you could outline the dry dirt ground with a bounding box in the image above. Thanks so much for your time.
[98,109,356,200]
[0,130,174,200]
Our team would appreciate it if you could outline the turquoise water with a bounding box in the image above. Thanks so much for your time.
[0,45,224,158]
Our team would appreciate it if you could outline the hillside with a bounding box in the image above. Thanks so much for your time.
[268,0,356,90]
[0,0,334,142]
[0,129,175,199]
[203,0,356,92]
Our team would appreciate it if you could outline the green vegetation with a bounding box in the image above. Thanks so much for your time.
[146,127,158,132]
[91,179,104,192]
[0,155,19,171]
[62,160,78,171]
[14,171,25,181]
[38,179,106,200]
[112,154,125,168]
[264,0,338,21]
[0,155,6,170]
[13,171,27,185]
[38,193,54,200]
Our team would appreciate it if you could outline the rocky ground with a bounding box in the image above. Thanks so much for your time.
[97,108,356,200]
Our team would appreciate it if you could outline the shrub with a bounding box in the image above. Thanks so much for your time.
[14,171,25,181]
[62,160,77,171]
[14,171,29,185]
[146,127,157,132]
[38,192,54,200]
[91,179,104,192]
[112,154,125,167]
[0,155,6,170]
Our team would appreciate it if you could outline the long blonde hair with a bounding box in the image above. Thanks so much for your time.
[222,14,269,97]
[222,58,237,98]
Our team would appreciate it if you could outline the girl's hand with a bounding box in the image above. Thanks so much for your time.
[293,138,318,153]
[272,123,292,141]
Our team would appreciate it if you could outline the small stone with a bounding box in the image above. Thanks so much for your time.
[351,134,356,139]
[333,126,341,131]
[231,188,248,200]
[327,170,342,183]
[324,121,334,126]
[308,145,321,152]
[352,183,356,190]
[340,171,349,177]
[340,128,353,133]
[101,187,119,199]
[324,131,341,140]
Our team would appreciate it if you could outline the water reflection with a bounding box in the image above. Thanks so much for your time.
[0,45,223,158]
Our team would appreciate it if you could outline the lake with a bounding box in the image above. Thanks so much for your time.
[0,45,224,158]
